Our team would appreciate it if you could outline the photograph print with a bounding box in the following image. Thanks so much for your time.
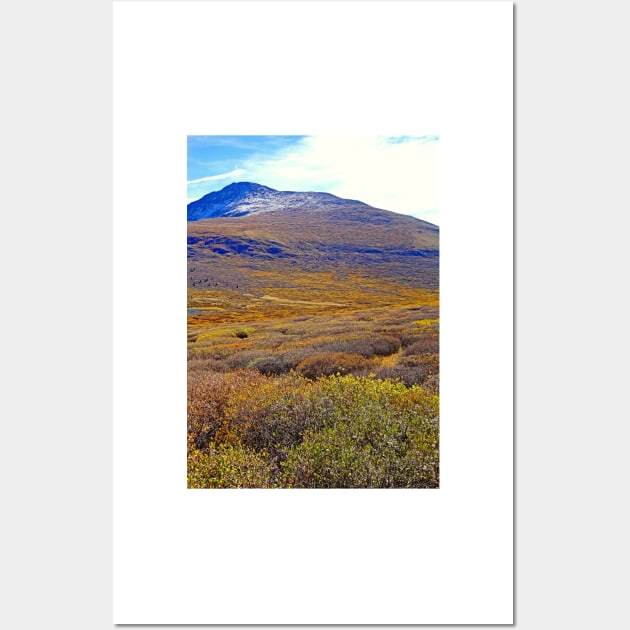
[187,135,439,488]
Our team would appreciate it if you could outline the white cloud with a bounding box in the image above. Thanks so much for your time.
[187,168,245,185]
[241,136,439,222]
[186,137,439,224]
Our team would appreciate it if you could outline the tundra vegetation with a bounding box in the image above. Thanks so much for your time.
[188,272,439,488]
[187,200,439,488]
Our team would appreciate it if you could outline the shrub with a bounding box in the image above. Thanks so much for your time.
[187,370,268,450]
[280,375,439,488]
[188,444,275,488]
[316,334,401,358]
[370,334,401,356]
[375,353,439,387]
[296,352,371,379]
[399,332,421,348]
[188,343,239,361]
[374,364,427,387]
[422,372,440,394]
[402,336,439,356]
[277,347,312,370]
[186,370,440,488]
[400,353,439,373]
[221,373,322,463]
[187,356,226,374]
[247,355,287,376]
[225,349,266,370]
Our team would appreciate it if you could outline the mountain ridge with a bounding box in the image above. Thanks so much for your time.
[187,181,433,225]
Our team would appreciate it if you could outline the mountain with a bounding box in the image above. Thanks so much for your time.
[187,182,439,296]
[187,181,375,220]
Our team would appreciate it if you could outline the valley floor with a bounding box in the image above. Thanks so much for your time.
[187,287,440,488]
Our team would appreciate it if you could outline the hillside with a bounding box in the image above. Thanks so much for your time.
[187,182,439,321]
[186,182,440,488]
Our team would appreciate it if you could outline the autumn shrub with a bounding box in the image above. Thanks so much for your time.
[280,375,439,488]
[247,354,288,376]
[375,353,434,383]
[188,343,239,361]
[421,372,440,394]
[187,356,226,374]
[278,347,313,370]
[399,332,422,348]
[402,336,439,356]
[220,373,325,463]
[275,349,304,371]
[187,370,268,450]
[374,364,427,387]
[188,444,275,488]
[224,349,262,370]
[316,334,401,358]
[296,352,372,379]
[370,334,401,356]
[400,353,439,373]
[187,369,440,488]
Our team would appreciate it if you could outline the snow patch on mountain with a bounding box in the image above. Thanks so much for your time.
[187,182,372,221]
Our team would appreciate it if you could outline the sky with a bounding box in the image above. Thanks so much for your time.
[187,135,439,224]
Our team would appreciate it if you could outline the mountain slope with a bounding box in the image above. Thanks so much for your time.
[187,183,439,301]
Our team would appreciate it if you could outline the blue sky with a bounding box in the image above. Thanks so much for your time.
[187,135,439,223]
